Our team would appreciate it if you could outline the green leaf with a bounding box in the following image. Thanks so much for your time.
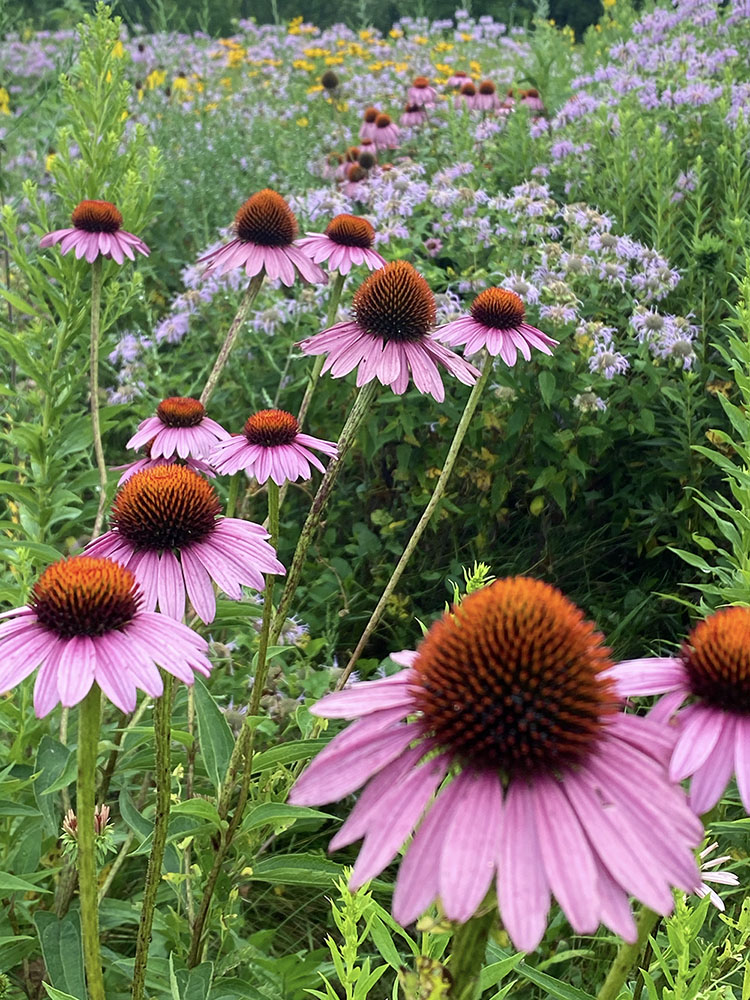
[33,736,72,836]
[34,911,86,998]
[42,986,84,1000]
[538,370,556,407]
[368,915,402,970]
[0,286,39,315]
[0,870,51,894]
[480,954,524,990]
[246,852,346,887]
[170,799,223,826]
[515,962,597,1000]
[193,677,235,793]
[252,739,328,774]
[242,802,331,833]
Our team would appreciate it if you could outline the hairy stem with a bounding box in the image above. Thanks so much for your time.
[200,273,264,407]
[270,380,378,645]
[89,257,107,539]
[298,271,346,429]
[131,675,174,1000]
[337,354,493,687]
[448,908,496,1000]
[597,907,660,1000]
[77,685,105,1000]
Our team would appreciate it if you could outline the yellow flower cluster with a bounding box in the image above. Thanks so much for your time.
[0,87,10,115]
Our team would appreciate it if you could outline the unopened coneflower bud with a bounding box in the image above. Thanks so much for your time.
[321,69,339,91]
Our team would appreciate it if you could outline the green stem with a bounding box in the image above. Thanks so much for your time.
[226,472,241,520]
[449,909,496,1000]
[297,271,346,430]
[187,482,280,968]
[337,354,493,688]
[270,380,378,646]
[89,257,107,540]
[597,907,660,1000]
[77,685,105,1000]
[199,273,264,407]
[131,674,174,1000]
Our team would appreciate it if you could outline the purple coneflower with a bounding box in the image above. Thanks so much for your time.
[435,288,557,365]
[114,451,215,487]
[126,397,229,460]
[607,607,750,815]
[197,189,326,286]
[298,260,479,402]
[407,76,437,107]
[359,106,380,141]
[401,103,428,127]
[85,465,284,624]
[0,556,211,716]
[695,842,739,911]
[475,80,501,111]
[297,214,386,275]
[290,577,702,950]
[457,81,480,110]
[521,88,545,113]
[211,409,337,485]
[40,200,149,264]
[372,113,400,151]
[447,70,470,88]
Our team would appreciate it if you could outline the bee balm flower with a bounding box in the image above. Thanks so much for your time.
[197,189,326,286]
[40,200,149,264]
[298,261,479,402]
[291,578,702,950]
[0,556,211,715]
[85,466,284,624]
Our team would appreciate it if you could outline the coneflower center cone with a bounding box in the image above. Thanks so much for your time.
[479,80,496,95]
[470,287,526,329]
[111,466,221,550]
[353,260,436,343]
[244,409,299,446]
[71,200,123,233]
[31,557,140,637]
[412,577,617,774]
[156,396,206,427]
[363,106,379,123]
[325,214,375,248]
[234,189,298,246]
[681,607,750,712]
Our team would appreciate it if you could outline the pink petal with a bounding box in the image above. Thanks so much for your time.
[497,781,550,952]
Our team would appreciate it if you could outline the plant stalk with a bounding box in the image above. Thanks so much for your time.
[77,685,105,1000]
[448,908,496,1000]
[597,907,660,1000]
[187,481,280,968]
[337,354,493,687]
[270,380,378,645]
[89,257,108,539]
[131,674,174,1000]
[200,273,264,407]
[297,271,346,429]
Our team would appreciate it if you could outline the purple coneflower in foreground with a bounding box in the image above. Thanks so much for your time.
[40,200,150,264]
[0,556,211,716]
[297,214,386,275]
[298,260,479,402]
[197,189,326,286]
[457,81,480,110]
[407,76,437,107]
[607,607,750,815]
[475,80,501,111]
[211,409,337,485]
[435,288,557,366]
[126,396,229,460]
[372,113,400,151]
[290,577,702,950]
[85,465,284,624]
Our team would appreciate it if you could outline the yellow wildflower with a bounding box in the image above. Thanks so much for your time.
[0,87,10,115]
[389,28,403,38]
[146,68,166,88]
[220,76,233,89]
[460,31,472,41]
[172,74,189,91]
[304,47,329,57]
[324,55,344,66]
[433,41,454,52]
[111,40,125,58]
[359,29,374,40]
[45,152,56,171]
[293,59,315,71]
[469,60,482,74]
[336,100,349,112]
[413,35,428,45]
[296,117,309,127]
[307,83,324,93]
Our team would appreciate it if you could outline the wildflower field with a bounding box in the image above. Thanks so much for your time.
[1,0,750,997]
